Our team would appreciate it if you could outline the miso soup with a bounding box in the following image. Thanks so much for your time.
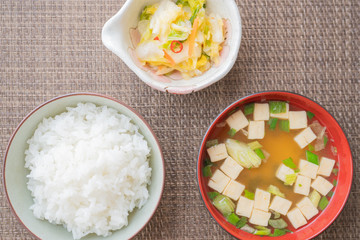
[203,101,338,236]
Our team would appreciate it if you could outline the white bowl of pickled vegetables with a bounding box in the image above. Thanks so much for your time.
[197,91,353,239]
[102,0,241,94]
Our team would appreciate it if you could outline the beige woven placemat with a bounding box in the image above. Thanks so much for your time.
[1,0,359,239]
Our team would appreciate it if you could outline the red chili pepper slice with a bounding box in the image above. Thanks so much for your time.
[154,36,159,41]
[170,40,183,53]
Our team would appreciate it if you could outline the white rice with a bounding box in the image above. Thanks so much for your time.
[25,102,152,239]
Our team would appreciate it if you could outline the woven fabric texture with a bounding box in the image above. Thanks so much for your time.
[0,0,359,239]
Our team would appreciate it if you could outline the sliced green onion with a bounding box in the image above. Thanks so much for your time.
[309,190,321,207]
[332,168,339,176]
[208,192,220,200]
[269,218,288,229]
[227,213,240,225]
[203,165,212,177]
[244,103,255,115]
[307,111,315,120]
[244,190,255,200]
[268,118,278,130]
[306,150,319,165]
[282,157,297,170]
[248,141,263,150]
[279,120,290,132]
[254,227,271,236]
[318,196,329,210]
[227,128,237,137]
[213,195,235,215]
[204,158,212,166]
[206,139,218,148]
[267,185,285,198]
[254,149,265,160]
[284,173,297,186]
[324,135,329,147]
[269,101,287,114]
[236,216,248,228]
[327,191,334,197]
[308,144,315,152]
[270,229,287,237]
[333,179,337,186]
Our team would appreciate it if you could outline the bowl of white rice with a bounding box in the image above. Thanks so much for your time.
[3,93,165,240]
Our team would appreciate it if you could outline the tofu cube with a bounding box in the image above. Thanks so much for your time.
[248,121,265,140]
[254,103,270,121]
[269,196,293,215]
[220,156,244,179]
[249,209,271,227]
[254,188,271,211]
[294,127,317,149]
[208,170,230,193]
[223,180,245,201]
[236,196,254,218]
[289,111,308,129]
[311,176,334,196]
[299,159,319,179]
[294,175,311,196]
[207,143,228,162]
[287,207,307,229]
[296,197,319,220]
[276,164,295,183]
[226,110,249,132]
[318,157,336,177]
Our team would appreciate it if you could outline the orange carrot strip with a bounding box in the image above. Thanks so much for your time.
[188,17,199,57]
[163,50,176,66]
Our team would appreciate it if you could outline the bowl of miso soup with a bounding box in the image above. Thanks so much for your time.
[197,91,352,239]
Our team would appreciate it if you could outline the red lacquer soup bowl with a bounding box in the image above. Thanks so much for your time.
[197,91,353,240]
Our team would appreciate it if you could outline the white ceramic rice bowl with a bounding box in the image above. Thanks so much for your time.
[3,93,165,240]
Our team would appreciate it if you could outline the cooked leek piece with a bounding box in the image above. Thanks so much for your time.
[241,224,255,233]
[248,141,263,150]
[267,185,285,198]
[213,194,235,216]
[309,190,321,207]
[284,173,297,186]
[318,196,329,210]
[225,139,262,168]
[270,210,281,219]
[269,218,288,229]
